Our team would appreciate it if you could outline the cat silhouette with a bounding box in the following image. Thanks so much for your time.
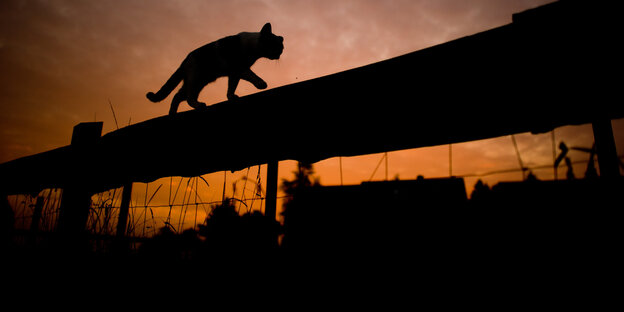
[147,23,284,115]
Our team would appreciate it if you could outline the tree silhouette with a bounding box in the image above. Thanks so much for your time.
[282,161,317,190]
[196,198,280,259]
[280,162,320,251]
[198,199,242,253]
[137,225,200,262]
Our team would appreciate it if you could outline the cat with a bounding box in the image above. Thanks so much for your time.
[146,23,284,115]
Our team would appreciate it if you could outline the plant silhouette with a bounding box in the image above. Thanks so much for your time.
[280,162,321,252]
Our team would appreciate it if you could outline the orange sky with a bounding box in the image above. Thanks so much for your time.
[2,0,623,231]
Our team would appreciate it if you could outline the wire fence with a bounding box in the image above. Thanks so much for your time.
[7,144,623,250]
[8,168,269,244]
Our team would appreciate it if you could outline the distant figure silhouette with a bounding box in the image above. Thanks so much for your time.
[146,23,284,115]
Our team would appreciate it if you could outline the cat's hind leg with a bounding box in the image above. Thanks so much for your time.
[169,88,186,116]
[185,82,207,110]
[227,76,240,101]
[182,65,208,110]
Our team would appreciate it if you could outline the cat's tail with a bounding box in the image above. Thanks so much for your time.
[146,66,184,102]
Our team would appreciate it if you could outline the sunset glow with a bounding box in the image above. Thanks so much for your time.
[2,0,623,234]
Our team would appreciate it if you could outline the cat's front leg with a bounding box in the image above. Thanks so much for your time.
[227,76,240,100]
[240,69,267,90]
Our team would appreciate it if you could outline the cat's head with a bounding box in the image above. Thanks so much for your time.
[258,23,284,60]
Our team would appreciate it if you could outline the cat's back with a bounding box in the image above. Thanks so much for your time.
[184,31,261,73]
[191,34,242,57]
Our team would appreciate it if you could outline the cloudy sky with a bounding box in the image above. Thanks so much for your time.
[2,0,622,226]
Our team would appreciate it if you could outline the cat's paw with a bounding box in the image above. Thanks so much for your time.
[189,101,207,109]
[256,80,268,89]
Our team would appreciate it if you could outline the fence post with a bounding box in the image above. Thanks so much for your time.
[265,160,278,221]
[29,196,44,246]
[57,122,102,247]
[116,182,133,237]
[592,119,620,179]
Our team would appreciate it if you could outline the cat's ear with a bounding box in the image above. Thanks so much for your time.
[261,23,272,35]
